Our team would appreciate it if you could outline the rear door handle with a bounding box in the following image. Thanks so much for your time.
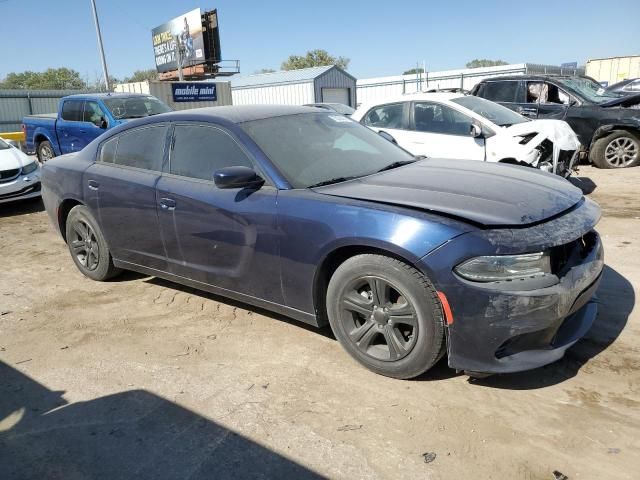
[159,198,176,210]
[88,179,99,190]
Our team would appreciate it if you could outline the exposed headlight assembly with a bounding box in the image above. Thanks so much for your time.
[22,161,39,175]
[455,252,551,282]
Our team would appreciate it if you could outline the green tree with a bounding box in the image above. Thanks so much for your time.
[254,68,276,74]
[281,49,349,71]
[465,59,509,69]
[124,69,159,83]
[0,68,87,90]
[403,67,425,75]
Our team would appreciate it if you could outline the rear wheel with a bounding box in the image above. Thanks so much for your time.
[37,140,55,163]
[65,205,121,281]
[590,131,640,168]
[326,254,444,379]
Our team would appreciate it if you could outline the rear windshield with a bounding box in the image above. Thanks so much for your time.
[103,96,171,120]
[451,96,528,127]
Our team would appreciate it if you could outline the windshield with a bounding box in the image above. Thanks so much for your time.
[557,77,622,103]
[103,96,172,120]
[451,96,528,127]
[0,138,11,150]
[241,113,415,188]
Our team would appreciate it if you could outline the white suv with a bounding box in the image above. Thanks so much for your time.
[352,92,581,177]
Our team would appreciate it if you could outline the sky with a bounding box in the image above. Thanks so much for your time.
[1,0,639,82]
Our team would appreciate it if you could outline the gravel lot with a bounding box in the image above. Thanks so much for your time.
[1,165,638,479]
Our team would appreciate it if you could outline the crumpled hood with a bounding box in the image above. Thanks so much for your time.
[504,119,581,150]
[599,92,640,108]
[313,159,584,226]
[0,146,33,171]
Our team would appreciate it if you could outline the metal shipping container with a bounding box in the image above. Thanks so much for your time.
[586,55,640,86]
[114,81,233,110]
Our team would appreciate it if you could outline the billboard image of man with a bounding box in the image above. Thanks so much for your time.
[181,17,195,66]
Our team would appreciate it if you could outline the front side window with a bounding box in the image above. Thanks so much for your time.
[413,102,474,136]
[170,125,253,181]
[84,101,106,125]
[61,100,84,122]
[362,103,406,129]
[478,81,519,103]
[113,125,168,171]
[527,82,571,105]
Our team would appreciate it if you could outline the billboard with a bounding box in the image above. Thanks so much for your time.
[152,8,205,73]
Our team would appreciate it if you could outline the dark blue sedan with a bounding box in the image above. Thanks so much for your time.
[41,106,604,379]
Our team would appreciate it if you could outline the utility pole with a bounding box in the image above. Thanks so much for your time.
[90,0,111,91]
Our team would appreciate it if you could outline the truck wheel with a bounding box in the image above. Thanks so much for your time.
[590,131,640,169]
[326,254,445,379]
[37,140,55,163]
[65,205,121,281]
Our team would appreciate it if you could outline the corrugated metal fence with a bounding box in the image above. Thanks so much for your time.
[0,89,91,133]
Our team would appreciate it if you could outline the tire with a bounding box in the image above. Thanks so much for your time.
[589,131,640,169]
[37,140,56,163]
[65,205,121,281]
[326,254,445,379]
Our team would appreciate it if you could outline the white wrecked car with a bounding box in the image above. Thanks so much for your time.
[351,92,581,177]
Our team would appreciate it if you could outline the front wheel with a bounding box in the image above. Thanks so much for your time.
[37,140,55,163]
[590,131,640,169]
[326,254,445,379]
[65,205,121,281]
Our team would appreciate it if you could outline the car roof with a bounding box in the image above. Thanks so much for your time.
[355,92,466,112]
[64,92,153,99]
[144,105,321,124]
[478,74,583,82]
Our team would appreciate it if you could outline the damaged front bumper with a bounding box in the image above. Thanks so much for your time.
[421,198,604,374]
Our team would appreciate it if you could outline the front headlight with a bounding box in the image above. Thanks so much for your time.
[454,252,551,282]
[22,161,39,175]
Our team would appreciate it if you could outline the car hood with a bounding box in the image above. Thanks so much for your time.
[0,146,33,170]
[504,119,581,150]
[598,92,640,108]
[312,159,583,226]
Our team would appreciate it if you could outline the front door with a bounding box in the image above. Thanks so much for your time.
[85,124,170,270]
[535,81,571,120]
[400,101,485,160]
[156,123,282,303]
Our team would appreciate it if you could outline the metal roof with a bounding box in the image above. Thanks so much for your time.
[230,66,336,89]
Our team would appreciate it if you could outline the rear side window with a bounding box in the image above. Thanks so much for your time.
[99,137,118,163]
[61,100,84,121]
[170,125,253,181]
[113,125,168,171]
[362,103,406,129]
[477,81,519,103]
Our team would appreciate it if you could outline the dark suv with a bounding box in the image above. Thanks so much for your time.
[471,75,640,168]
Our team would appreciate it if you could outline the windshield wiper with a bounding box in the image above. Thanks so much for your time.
[308,176,360,188]
[376,159,416,173]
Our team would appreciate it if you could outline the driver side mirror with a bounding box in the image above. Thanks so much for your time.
[470,124,483,138]
[214,166,264,189]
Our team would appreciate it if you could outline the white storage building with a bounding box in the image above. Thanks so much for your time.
[230,66,357,107]
[356,63,584,106]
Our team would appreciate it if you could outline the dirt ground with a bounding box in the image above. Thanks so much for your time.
[1,165,638,479]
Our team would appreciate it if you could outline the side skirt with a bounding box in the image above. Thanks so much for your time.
[113,259,320,327]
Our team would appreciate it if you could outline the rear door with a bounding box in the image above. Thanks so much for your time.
[85,124,170,270]
[474,80,529,115]
[398,101,485,160]
[156,122,282,302]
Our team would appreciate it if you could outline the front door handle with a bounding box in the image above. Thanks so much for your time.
[159,198,176,210]
[88,179,99,190]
